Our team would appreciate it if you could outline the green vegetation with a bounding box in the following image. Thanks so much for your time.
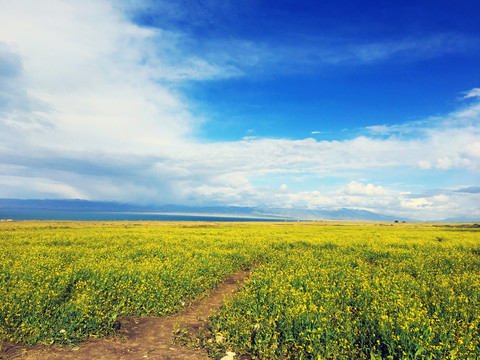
[1,221,479,359]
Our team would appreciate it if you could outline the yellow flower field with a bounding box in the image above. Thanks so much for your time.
[1,221,479,359]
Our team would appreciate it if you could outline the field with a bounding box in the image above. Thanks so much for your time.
[0,221,479,359]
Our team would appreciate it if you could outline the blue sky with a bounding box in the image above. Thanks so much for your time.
[1,0,480,220]
[135,0,480,141]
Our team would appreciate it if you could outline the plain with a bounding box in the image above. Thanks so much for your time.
[0,221,479,359]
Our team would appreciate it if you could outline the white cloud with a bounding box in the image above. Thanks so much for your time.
[349,33,477,63]
[401,198,433,209]
[0,175,87,199]
[464,88,480,99]
[432,194,448,203]
[366,125,390,135]
[463,142,480,158]
[418,160,431,170]
[220,33,476,76]
[0,0,237,155]
[435,156,472,171]
[284,190,334,209]
[453,103,480,119]
[343,181,388,195]
[436,157,453,170]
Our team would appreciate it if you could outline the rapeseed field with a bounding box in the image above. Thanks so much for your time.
[0,221,479,359]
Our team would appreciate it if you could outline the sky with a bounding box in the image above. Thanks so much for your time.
[1,0,480,221]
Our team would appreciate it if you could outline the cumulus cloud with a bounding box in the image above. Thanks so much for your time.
[0,0,240,156]
[463,142,480,158]
[418,160,431,170]
[432,194,448,202]
[343,181,388,195]
[435,157,453,170]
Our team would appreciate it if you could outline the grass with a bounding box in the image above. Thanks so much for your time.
[1,221,479,359]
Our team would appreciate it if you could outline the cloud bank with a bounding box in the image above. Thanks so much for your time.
[0,0,479,221]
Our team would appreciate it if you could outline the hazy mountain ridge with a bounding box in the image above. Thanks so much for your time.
[256,207,408,222]
[0,199,405,221]
[1,199,476,222]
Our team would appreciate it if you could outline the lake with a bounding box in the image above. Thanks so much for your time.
[0,209,281,222]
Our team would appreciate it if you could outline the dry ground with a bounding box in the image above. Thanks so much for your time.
[0,270,250,360]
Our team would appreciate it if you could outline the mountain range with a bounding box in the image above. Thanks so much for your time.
[0,198,476,223]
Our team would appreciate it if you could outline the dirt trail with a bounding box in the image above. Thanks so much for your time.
[1,270,249,360]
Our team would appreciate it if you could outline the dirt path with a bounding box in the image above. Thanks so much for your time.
[1,270,249,360]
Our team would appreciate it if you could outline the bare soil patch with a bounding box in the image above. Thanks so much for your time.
[0,270,249,360]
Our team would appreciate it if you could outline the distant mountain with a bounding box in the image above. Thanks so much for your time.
[259,207,407,222]
[437,217,480,223]
[0,198,409,222]
[0,199,273,218]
